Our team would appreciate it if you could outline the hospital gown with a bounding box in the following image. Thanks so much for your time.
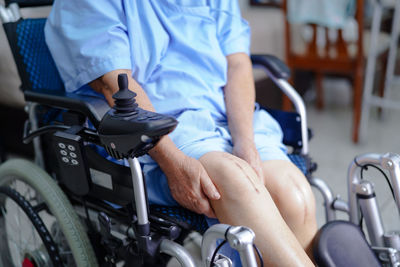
[45,0,288,207]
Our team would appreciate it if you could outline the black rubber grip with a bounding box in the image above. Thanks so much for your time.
[118,73,129,91]
[251,54,291,80]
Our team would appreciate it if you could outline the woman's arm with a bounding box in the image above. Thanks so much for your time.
[90,69,220,217]
[224,53,263,179]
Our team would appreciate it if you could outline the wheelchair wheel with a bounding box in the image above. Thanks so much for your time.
[0,159,97,267]
[0,186,64,266]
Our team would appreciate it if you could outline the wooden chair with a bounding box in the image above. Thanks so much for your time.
[282,0,389,143]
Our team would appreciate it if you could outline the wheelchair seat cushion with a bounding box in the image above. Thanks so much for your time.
[151,205,208,234]
[287,154,308,175]
[313,221,381,267]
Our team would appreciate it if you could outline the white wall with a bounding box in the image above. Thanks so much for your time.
[239,0,285,60]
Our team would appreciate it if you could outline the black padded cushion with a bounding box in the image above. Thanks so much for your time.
[5,0,53,8]
[313,221,381,267]
[24,90,109,129]
[151,205,208,234]
[251,54,291,80]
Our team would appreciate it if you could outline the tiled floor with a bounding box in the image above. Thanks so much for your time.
[308,78,400,230]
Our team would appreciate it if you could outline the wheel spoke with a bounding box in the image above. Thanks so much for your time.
[33,202,47,213]
[60,251,73,255]
[0,188,50,266]
[16,202,23,252]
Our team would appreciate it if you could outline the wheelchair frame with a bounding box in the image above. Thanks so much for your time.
[2,1,400,266]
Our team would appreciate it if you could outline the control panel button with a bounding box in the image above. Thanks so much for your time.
[68,145,75,151]
[58,143,66,149]
[60,150,67,156]
[62,157,69,163]
[71,159,78,165]
[70,152,77,158]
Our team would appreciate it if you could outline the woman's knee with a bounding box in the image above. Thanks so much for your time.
[262,161,316,223]
[285,179,315,223]
[200,151,265,198]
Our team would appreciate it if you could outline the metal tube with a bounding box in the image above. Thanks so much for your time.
[384,232,400,251]
[309,177,337,222]
[160,239,196,267]
[238,245,257,267]
[381,153,400,216]
[356,181,385,247]
[275,79,309,155]
[332,199,350,214]
[0,3,20,23]
[0,5,11,23]
[347,153,382,224]
[371,246,400,266]
[201,224,258,267]
[202,224,231,267]
[226,227,257,267]
[127,157,149,225]
[8,3,21,21]
[255,64,308,155]
[28,103,45,168]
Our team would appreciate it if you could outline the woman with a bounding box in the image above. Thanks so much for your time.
[45,1,317,265]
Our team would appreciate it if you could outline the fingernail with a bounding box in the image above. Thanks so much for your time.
[214,192,221,199]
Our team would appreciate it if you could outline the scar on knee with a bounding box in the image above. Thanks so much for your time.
[221,154,260,193]
[292,180,308,225]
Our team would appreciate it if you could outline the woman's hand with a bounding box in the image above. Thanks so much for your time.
[233,138,263,181]
[162,153,220,218]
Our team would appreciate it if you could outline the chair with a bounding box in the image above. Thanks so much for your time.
[0,1,326,266]
[282,0,390,143]
[360,0,400,142]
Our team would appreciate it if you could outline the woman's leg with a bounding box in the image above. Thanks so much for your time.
[261,160,317,257]
[199,151,313,267]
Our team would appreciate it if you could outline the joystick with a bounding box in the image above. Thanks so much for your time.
[98,74,178,159]
[112,74,138,115]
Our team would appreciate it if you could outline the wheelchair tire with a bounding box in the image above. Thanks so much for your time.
[0,159,98,267]
[0,186,63,266]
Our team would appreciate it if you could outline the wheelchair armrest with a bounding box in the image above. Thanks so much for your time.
[251,54,291,80]
[251,54,309,155]
[5,0,53,8]
[24,89,109,128]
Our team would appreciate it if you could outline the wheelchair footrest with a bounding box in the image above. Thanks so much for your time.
[313,221,381,267]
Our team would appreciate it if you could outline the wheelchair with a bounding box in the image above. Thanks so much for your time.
[1,1,400,266]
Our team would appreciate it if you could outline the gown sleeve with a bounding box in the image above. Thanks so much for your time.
[45,0,132,92]
[212,0,251,56]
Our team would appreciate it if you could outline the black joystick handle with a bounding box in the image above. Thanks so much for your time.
[118,73,129,91]
[99,73,178,159]
[113,74,138,115]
